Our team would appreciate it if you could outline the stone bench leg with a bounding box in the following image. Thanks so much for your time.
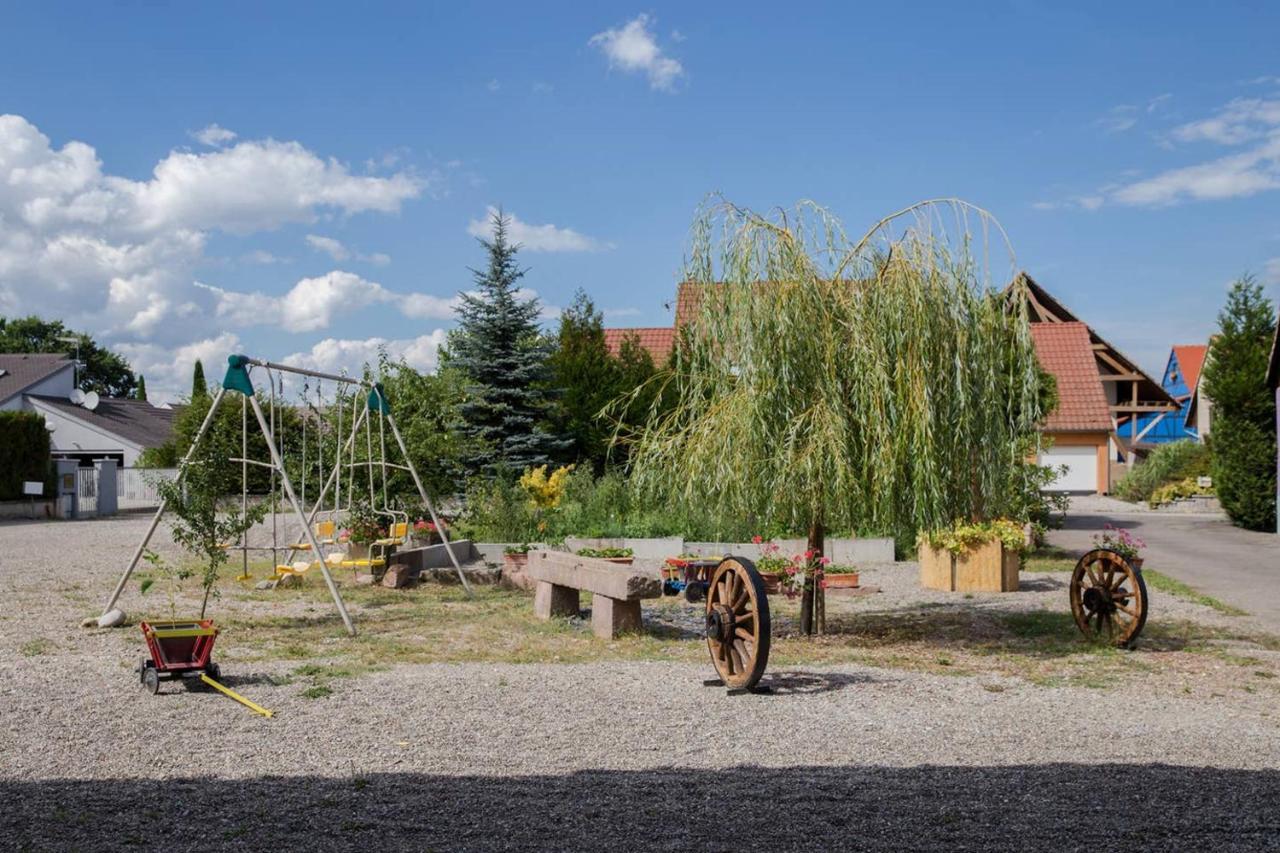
[534,581,579,619]
[591,595,642,639]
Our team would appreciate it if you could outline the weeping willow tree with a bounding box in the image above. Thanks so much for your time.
[623,198,1047,631]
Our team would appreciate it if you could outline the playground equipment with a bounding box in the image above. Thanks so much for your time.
[1069,548,1149,647]
[100,354,473,638]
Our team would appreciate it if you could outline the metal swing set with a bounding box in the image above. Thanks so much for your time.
[99,354,472,637]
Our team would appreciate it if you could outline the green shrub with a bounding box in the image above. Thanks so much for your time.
[1209,419,1276,531]
[1113,440,1210,502]
[0,411,51,500]
[1149,476,1213,508]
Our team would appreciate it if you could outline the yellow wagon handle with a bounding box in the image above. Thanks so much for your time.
[200,674,274,718]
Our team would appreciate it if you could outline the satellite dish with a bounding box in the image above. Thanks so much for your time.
[83,391,100,411]
[70,389,85,405]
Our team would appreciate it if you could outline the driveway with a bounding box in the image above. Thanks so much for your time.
[1050,495,1280,634]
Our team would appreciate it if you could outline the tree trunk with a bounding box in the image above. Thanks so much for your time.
[801,519,825,635]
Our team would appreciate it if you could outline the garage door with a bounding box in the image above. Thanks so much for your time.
[1039,445,1098,492]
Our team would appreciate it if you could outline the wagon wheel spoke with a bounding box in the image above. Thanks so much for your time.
[732,586,750,611]
[1115,601,1139,617]
[1084,563,1104,588]
[728,642,745,673]
[734,626,754,643]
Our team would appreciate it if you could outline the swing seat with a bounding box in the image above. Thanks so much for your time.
[277,554,343,575]
[340,557,386,569]
[372,522,409,547]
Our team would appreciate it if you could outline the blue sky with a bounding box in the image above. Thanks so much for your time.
[1,2,1278,400]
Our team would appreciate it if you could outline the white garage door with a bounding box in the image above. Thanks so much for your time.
[1039,445,1098,492]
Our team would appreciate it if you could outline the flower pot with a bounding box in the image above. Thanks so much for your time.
[824,572,859,589]
[759,572,782,594]
[502,551,535,591]
[603,556,634,566]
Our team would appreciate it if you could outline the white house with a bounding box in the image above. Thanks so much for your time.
[0,354,177,467]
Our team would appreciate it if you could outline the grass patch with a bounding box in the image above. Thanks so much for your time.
[197,566,1279,692]
[1022,545,1078,574]
[1143,569,1246,616]
[20,638,55,656]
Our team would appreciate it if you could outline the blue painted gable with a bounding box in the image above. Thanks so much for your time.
[1133,348,1196,444]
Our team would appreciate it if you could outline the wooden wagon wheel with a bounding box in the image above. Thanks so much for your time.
[704,556,771,691]
[1070,548,1148,648]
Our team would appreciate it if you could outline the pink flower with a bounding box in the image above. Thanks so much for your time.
[804,550,815,561]
[819,579,829,590]
[785,566,797,576]
[819,556,831,566]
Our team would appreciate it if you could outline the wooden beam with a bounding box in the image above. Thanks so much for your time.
[1098,373,1142,381]
[1110,403,1178,413]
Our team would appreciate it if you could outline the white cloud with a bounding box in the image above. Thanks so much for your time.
[487,79,500,92]
[115,332,243,404]
[201,271,396,333]
[1098,105,1139,134]
[304,233,390,265]
[243,249,287,264]
[201,269,475,329]
[1111,135,1280,206]
[466,206,611,252]
[191,124,237,147]
[1265,257,1280,286]
[284,331,449,377]
[589,14,684,92]
[0,114,422,342]
[1171,97,1280,145]
[305,234,350,261]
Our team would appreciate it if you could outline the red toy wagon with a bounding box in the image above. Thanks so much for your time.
[138,619,220,694]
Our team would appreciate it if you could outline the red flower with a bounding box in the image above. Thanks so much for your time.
[819,579,829,590]
[752,535,763,545]
[785,566,796,575]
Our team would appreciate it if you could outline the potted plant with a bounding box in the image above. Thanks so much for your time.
[575,546,634,565]
[411,518,442,547]
[918,519,1027,593]
[751,536,787,593]
[1092,524,1145,569]
[822,562,860,589]
[502,543,534,590]
[779,551,841,598]
[342,499,386,561]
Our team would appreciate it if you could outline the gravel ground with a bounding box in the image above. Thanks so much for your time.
[3,515,1280,852]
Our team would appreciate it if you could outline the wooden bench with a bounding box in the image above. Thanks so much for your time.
[527,550,662,639]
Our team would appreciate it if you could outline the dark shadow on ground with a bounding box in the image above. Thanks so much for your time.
[1014,575,1066,592]
[764,669,880,695]
[6,764,1279,852]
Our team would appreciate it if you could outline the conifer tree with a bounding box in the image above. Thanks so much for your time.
[551,289,622,470]
[1202,275,1276,531]
[450,209,569,476]
[191,360,207,400]
[135,375,148,402]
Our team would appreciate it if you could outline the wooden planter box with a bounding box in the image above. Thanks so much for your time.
[824,572,859,589]
[919,541,1018,593]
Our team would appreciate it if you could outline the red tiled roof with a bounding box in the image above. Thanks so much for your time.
[602,327,676,365]
[1173,344,1207,392]
[1030,323,1112,432]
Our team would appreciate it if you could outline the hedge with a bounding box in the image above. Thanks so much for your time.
[0,410,52,500]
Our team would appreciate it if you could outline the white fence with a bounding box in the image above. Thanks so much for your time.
[73,466,177,516]
[118,467,178,510]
